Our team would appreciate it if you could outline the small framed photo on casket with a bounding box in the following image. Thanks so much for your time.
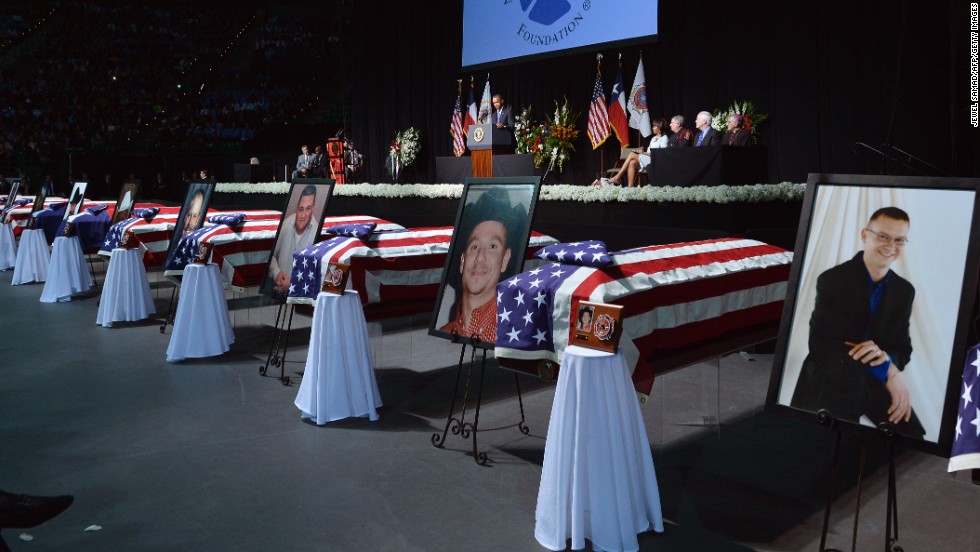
[119,230,139,249]
[571,301,624,353]
[193,242,213,265]
[320,262,350,294]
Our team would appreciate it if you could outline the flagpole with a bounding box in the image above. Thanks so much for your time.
[597,53,604,179]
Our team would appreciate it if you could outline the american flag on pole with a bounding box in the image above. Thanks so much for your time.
[608,61,630,147]
[949,343,980,472]
[587,68,610,150]
[495,238,793,397]
[451,81,466,157]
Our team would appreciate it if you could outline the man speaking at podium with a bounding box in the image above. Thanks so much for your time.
[489,94,513,130]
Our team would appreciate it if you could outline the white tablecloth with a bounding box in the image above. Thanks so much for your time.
[11,228,49,285]
[535,346,664,552]
[97,248,155,327]
[0,222,16,270]
[294,290,382,424]
[39,236,93,303]
[166,263,234,362]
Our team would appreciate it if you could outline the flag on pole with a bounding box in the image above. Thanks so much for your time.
[464,77,477,134]
[478,75,492,124]
[587,67,610,150]
[949,343,980,472]
[628,56,652,137]
[451,81,466,157]
[608,59,630,148]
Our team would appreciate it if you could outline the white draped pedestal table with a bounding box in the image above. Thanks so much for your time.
[96,247,155,327]
[40,236,94,303]
[11,228,49,285]
[0,222,16,270]
[535,345,664,552]
[166,263,234,362]
[294,290,382,424]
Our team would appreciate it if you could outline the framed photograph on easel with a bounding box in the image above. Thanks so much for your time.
[26,185,48,229]
[111,180,141,225]
[766,174,980,456]
[163,179,215,270]
[429,177,542,348]
[259,179,335,299]
[64,181,88,219]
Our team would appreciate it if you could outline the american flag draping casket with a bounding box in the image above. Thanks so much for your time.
[164,215,405,289]
[4,198,119,237]
[285,228,559,307]
[494,238,794,398]
[98,206,186,266]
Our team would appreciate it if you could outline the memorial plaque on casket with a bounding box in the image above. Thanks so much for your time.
[320,262,350,294]
[193,242,213,265]
[61,220,74,237]
[571,301,624,353]
[119,230,138,249]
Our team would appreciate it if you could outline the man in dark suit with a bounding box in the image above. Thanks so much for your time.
[693,111,721,147]
[791,207,925,438]
[491,94,514,129]
[721,114,753,146]
[667,115,693,147]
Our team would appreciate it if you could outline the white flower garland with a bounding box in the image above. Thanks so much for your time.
[215,182,805,203]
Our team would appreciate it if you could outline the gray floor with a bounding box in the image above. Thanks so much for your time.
[0,263,976,551]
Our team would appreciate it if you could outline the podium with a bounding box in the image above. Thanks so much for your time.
[466,123,513,178]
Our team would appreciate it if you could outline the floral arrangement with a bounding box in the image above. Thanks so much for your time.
[215,182,804,203]
[711,100,769,139]
[514,106,548,167]
[541,98,580,174]
[385,127,421,179]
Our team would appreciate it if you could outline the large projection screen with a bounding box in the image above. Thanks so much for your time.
[462,1,659,69]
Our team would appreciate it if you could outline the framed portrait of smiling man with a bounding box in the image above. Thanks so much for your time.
[430,177,542,347]
[164,179,215,271]
[766,174,980,456]
[259,179,334,299]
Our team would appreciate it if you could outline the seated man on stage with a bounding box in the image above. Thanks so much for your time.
[268,185,318,292]
[667,115,694,147]
[693,111,721,147]
[791,207,925,438]
[721,114,753,146]
[291,145,314,181]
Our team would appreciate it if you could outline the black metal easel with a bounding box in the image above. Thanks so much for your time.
[258,298,297,386]
[816,410,904,552]
[159,286,178,333]
[431,332,530,466]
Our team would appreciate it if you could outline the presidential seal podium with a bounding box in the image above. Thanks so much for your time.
[466,123,514,178]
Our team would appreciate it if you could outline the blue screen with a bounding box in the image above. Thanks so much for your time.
[462,0,659,69]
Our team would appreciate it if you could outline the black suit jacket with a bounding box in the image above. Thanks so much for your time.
[694,127,721,146]
[790,252,924,437]
[721,128,753,146]
[493,106,514,129]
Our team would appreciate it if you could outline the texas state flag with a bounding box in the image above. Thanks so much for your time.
[608,65,630,148]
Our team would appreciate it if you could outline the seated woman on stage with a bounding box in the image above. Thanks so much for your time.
[600,118,668,188]
[721,114,753,146]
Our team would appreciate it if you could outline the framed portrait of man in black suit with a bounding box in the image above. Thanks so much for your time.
[163,179,215,270]
[766,174,980,456]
